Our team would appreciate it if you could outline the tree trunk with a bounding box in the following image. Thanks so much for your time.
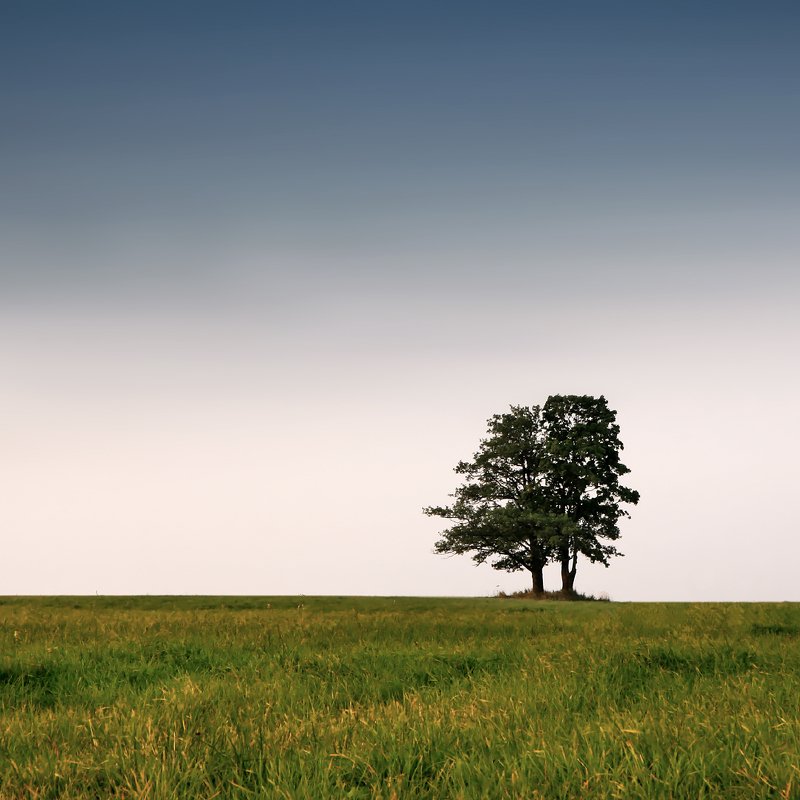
[530,565,545,595]
[560,547,578,593]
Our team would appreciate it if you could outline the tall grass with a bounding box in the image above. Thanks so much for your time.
[1,597,799,798]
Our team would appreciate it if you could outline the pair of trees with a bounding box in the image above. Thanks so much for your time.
[424,395,639,595]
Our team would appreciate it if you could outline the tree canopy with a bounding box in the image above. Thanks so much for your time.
[424,395,639,595]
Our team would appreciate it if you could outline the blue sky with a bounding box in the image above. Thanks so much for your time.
[2,1,798,597]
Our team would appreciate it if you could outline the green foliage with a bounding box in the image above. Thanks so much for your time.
[425,395,639,592]
[1,597,799,798]
[542,395,640,580]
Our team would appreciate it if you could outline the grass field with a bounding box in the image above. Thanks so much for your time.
[1,596,799,799]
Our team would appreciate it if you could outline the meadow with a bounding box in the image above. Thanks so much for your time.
[1,596,798,799]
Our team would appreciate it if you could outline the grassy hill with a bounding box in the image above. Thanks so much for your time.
[1,596,798,798]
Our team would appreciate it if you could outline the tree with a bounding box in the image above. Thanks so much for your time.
[424,405,561,594]
[424,396,638,595]
[542,395,640,593]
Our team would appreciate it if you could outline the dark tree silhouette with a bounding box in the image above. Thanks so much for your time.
[424,396,639,595]
[542,395,640,593]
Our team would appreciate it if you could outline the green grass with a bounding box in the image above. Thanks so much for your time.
[1,597,799,799]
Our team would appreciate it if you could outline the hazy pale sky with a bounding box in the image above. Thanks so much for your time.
[2,1,798,599]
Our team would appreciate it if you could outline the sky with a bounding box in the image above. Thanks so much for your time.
[2,1,798,599]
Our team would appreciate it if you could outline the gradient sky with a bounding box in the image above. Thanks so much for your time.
[2,1,798,599]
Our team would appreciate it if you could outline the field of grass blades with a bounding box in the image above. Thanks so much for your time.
[1,597,799,798]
